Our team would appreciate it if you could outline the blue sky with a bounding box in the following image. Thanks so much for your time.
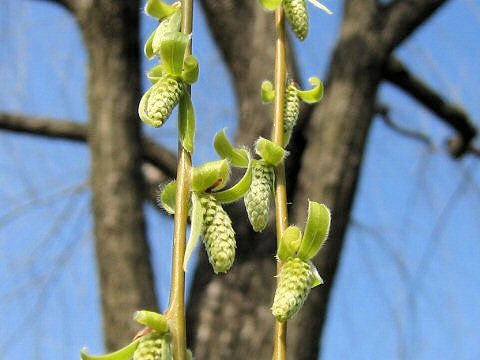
[0,1,479,359]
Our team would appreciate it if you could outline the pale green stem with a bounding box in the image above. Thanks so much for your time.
[166,1,193,359]
[271,6,288,360]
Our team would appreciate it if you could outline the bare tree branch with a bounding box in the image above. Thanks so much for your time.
[0,112,176,212]
[34,0,75,13]
[376,104,435,148]
[379,0,448,50]
[383,57,477,157]
[0,112,177,177]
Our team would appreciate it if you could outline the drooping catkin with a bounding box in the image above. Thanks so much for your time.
[283,0,309,41]
[142,76,184,127]
[133,332,172,360]
[199,193,236,273]
[244,160,275,232]
[271,257,314,322]
[283,81,300,146]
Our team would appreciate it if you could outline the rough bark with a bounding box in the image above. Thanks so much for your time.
[75,1,158,350]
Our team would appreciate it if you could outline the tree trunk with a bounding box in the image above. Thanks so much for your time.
[76,1,158,351]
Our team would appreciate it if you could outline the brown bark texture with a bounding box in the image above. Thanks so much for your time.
[75,1,158,351]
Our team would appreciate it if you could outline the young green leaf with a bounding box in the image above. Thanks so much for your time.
[160,32,190,77]
[152,10,182,55]
[296,76,324,104]
[144,30,156,60]
[255,137,286,166]
[182,55,199,84]
[145,0,178,20]
[213,153,253,204]
[179,89,195,153]
[261,80,275,103]
[259,0,282,11]
[134,310,169,334]
[184,192,204,271]
[147,64,164,84]
[296,201,330,260]
[277,225,302,261]
[213,128,249,168]
[191,159,230,193]
[159,180,177,214]
[81,340,140,360]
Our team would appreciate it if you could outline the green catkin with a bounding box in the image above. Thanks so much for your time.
[133,332,172,360]
[144,76,184,127]
[199,193,236,274]
[283,0,309,41]
[244,160,275,232]
[271,257,314,322]
[283,81,300,146]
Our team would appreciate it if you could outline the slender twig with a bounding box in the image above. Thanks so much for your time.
[376,104,435,149]
[271,6,288,360]
[166,1,193,359]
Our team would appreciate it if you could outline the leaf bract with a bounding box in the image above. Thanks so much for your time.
[255,137,285,166]
[261,80,275,103]
[297,76,324,104]
[80,340,140,360]
[160,32,190,77]
[179,89,195,153]
[183,192,204,271]
[213,128,249,168]
[160,180,177,214]
[213,153,253,204]
[296,201,330,260]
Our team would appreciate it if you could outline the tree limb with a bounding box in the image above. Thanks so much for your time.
[379,0,448,51]
[383,57,477,157]
[0,112,177,177]
[376,104,435,148]
[34,0,75,13]
[0,112,175,212]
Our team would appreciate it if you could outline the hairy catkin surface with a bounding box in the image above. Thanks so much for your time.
[200,194,236,274]
[133,332,172,360]
[283,83,300,146]
[272,258,314,322]
[145,76,183,127]
[283,0,309,41]
[244,161,275,232]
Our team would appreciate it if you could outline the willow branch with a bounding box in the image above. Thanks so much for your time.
[271,7,288,360]
[166,1,194,359]
[383,57,477,157]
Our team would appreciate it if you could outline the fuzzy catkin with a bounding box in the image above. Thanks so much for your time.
[144,76,183,127]
[244,161,274,232]
[272,258,314,322]
[199,194,236,273]
[283,82,300,146]
[283,0,309,41]
[133,332,172,360]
